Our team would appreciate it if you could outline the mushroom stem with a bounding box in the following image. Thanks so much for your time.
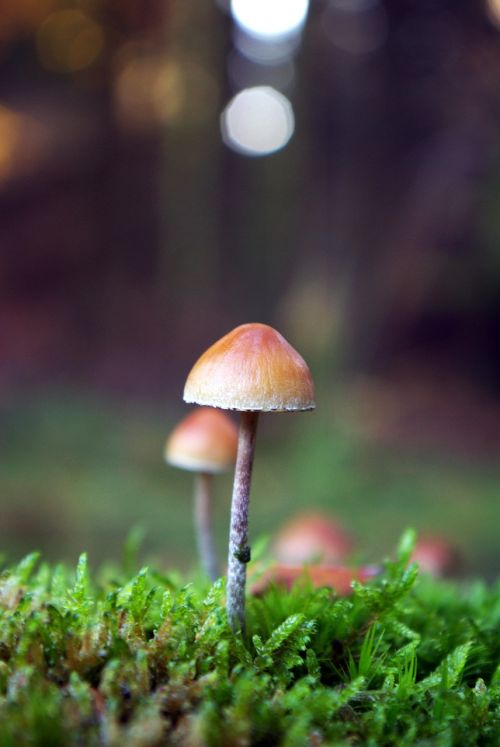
[226,410,259,632]
[194,472,219,582]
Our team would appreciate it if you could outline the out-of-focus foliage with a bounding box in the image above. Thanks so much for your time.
[2,392,500,575]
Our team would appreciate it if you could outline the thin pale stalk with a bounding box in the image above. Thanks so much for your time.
[194,472,219,581]
[226,410,259,632]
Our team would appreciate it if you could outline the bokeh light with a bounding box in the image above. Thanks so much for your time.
[36,10,104,74]
[0,105,49,185]
[230,0,309,39]
[0,0,56,37]
[233,27,301,64]
[0,106,20,183]
[114,48,219,132]
[221,86,294,156]
[114,53,184,131]
[486,0,500,28]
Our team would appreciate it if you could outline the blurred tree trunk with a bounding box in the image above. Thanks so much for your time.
[299,0,500,377]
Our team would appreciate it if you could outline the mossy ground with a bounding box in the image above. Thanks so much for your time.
[1,532,500,746]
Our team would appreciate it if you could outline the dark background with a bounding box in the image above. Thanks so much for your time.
[1,0,499,574]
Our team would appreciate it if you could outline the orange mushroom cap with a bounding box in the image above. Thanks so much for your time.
[184,323,315,412]
[165,407,238,474]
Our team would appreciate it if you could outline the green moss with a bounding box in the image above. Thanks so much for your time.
[1,533,500,746]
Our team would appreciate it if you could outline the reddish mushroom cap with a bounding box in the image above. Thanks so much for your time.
[273,512,353,565]
[183,323,315,412]
[251,563,380,596]
[165,407,238,474]
[411,536,460,577]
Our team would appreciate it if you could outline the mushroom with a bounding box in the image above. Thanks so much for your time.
[411,535,461,577]
[184,322,315,631]
[251,563,381,596]
[273,511,353,565]
[165,407,238,581]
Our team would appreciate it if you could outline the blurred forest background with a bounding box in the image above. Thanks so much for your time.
[1,0,500,575]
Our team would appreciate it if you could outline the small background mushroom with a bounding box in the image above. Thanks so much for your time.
[411,535,461,577]
[273,511,353,565]
[250,563,380,596]
[165,407,238,581]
